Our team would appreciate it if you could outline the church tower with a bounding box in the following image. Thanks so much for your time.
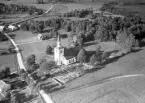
[54,35,64,65]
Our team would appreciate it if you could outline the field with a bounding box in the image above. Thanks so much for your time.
[0,41,18,73]
[118,5,145,18]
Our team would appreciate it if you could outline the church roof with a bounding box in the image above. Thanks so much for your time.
[63,46,81,60]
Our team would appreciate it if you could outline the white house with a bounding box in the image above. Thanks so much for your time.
[54,36,80,65]
[0,26,5,32]
[8,25,17,31]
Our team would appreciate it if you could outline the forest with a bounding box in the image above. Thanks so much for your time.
[20,5,145,49]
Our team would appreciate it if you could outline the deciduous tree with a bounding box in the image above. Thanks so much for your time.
[26,54,36,67]
[77,48,88,63]
[0,66,10,79]
[46,45,52,55]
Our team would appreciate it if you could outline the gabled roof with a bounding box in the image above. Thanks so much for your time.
[63,46,81,60]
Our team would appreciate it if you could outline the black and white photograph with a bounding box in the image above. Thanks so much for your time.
[0,0,145,103]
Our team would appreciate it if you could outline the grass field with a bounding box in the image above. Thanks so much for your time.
[0,54,17,72]
[20,39,56,61]
[9,30,37,40]
[118,5,145,18]
[0,41,18,73]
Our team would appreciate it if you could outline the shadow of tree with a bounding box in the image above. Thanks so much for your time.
[140,40,145,47]
[15,92,37,103]
[130,48,142,53]
[102,48,142,66]
[42,84,58,90]
[87,51,96,57]
[38,82,51,89]
[43,85,65,94]
[11,81,27,90]
[83,41,96,47]
[49,86,65,93]
[85,65,105,73]
[8,33,16,39]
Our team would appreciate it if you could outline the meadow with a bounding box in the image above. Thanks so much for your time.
[118,5,145,18]
[0,41,18,73]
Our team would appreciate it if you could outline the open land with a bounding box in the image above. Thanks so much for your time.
[117,5,145,18]
[0,41,18,73]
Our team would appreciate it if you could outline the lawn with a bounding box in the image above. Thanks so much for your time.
[20,39,56,61]
[9,30,37,41]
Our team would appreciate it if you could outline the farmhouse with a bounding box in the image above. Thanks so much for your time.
[54,36,80,65]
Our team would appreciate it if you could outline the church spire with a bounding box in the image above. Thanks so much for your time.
[57,35,61,47]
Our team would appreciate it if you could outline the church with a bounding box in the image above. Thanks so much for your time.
[54,36,80,65]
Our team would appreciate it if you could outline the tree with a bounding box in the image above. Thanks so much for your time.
[124,33,135,51]
[46,45,52,55]
[26,54,36,67]
[134,39,140,47]
[95,45,101,56]
[77,35,84,46]
[36,0,44,4]
[0,66,10,79]
[101,52,110,62]
[77,48,88,63]
[68,34,74,46]
[8,44,15,54]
